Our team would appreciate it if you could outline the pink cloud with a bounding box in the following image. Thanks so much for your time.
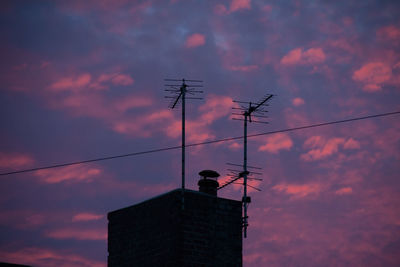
[246,166,400,265]
[228,64,258,72]
[113,109,175,137]
[217,46,259,72]
[97,73,134,86]
[303,48,326,63]
[262,4,272,12]
[43,71,176,140]
[40,61,51,68]
[198,95,233,122]
[281,48,302,65]
[284,107,310,129]
[258,133,293,153]
[185,123,216,143]
[54,93,110,118]
[46,227,106,241]
[111,73,134,85]
[156,95,233,144]
[327,38,357,61]
[335,187,353,195]
[49,73,92,91]
[370,121,400,160]
[352,62,392,92]
[34,165,102,184]
[179,95,233,143]
[301,136,360,161]
[49,72,134,92]
[166,119,215,144]
[0,210,46,230]
[292,97,305,106]
[281,48,326,65]
[0,152,34,169]
[214,4,228,15]
[228,142,242,150]
[214,0,251,15]
[48,90,151,124]
[72,212,104,222]
[113,95,153,113]
[185,33,206,48]
[230,0,251,12]
[343,138,361,149]
[303,135,327,148]
[273,183,323,198]
[377,25,400,41]
[301,137,344,161]
[342,17,353,26]
[218,175,242,192]
[212,29,264,72]
[0,247,105,267]
[164,120,181,139]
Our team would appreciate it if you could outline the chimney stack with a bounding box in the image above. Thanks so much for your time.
[198,170,220,196]
[108,171,242,266]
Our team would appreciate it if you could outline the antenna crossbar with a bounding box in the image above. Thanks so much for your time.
[233,100,252,104]
[218,176,242,190]
[232,114,269,118]
[226,163,262,169]
[164,78,203,82]
[247,178,263,181]
[185,97,203,100]
[232,118,270,124]
[226,169,262,175]
[252,95,273,111]
[250,115,269,118]
[165,84,204,87]
[247,184,261,191]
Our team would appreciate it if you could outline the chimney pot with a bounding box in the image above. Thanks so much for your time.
[198,170,220,196]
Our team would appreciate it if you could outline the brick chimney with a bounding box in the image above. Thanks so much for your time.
[107,171,242,266]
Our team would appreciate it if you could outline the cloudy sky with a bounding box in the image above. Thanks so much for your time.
[1,0,400,266]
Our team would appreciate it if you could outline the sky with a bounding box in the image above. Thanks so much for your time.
[0,0,400,266]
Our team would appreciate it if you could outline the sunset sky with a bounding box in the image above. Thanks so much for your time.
[1,0,400,266]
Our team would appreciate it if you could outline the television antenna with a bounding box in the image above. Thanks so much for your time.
[164,78,203,209]
[219,93,273,238]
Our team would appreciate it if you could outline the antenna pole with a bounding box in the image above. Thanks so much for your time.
[230,94,273,238]
[243,112,249,238]
[164,77,203,210]
[181,80,186,210]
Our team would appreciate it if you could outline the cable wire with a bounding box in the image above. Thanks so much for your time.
[1,111,399,176]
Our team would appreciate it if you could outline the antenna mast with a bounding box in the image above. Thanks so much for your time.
[223,93,273,238]
[164,78,203,209]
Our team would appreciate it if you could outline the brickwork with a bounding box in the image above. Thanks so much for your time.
[108,189,242,267]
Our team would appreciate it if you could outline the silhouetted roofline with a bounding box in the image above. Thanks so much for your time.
[108,188,241,218]
[0,262,31,267]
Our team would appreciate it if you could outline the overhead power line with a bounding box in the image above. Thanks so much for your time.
[0,111,399,176]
